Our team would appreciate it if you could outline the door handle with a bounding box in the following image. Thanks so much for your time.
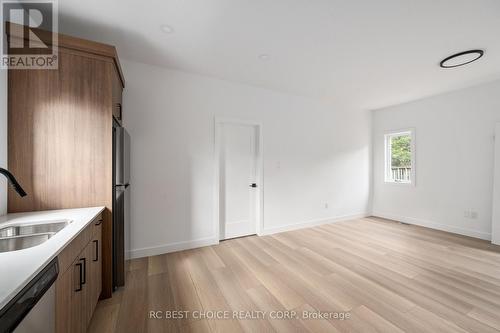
[93,240,99,262]
[250,183,257,188]
[75,263,83,292]
[80,258,86,285]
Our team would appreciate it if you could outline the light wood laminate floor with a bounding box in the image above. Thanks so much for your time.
[88,217,500,333]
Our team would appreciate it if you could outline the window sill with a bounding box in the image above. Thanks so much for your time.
[384,180,414,186]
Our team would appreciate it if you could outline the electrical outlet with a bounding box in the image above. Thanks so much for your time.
[464,209,479,219]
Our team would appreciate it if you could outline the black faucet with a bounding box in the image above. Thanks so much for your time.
[0,168,27,197]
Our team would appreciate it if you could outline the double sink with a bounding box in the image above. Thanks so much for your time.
[0,220,72,253]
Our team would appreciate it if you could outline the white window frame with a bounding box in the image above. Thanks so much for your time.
[384,129,416,185]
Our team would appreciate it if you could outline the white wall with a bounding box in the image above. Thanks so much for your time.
[0,69,7,216]
[372,80,500,240]
[122,60,371,258]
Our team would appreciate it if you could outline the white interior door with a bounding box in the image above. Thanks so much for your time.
[221,123,258,240]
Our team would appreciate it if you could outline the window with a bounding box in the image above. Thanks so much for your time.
[384,130,415,184]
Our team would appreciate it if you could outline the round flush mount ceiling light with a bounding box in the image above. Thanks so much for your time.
[258,54,270,60]
[440,50,484,68]
[160,24,174,34]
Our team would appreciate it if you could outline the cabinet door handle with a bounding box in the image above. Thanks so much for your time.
[93,240,99,262]
[75,262,83,292]
[80,258,87,285]
[95,219,103,226]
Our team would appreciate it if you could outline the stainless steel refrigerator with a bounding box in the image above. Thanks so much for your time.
[113,120,130,289]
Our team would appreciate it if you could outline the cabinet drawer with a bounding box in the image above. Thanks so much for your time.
[91,214,103,237]
[58,214,101,274]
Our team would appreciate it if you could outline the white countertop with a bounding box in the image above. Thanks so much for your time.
[0,207,105,309]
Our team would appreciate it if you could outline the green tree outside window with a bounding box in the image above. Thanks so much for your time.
[391,135,411,168]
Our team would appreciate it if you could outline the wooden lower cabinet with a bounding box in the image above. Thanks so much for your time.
[56,217,102,333]
[88,224,102,322]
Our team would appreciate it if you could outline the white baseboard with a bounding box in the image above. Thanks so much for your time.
[126,212,370,259]
[372,211,491,241]
[127,236,219,260]
[260,212,370,236]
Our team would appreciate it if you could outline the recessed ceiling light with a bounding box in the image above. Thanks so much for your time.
[160,24,174,34]
[258,54,270,60]
[440,50,484,68]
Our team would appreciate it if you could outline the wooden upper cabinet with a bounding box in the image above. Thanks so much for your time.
[7,24,125,212]
[8,51,113,212]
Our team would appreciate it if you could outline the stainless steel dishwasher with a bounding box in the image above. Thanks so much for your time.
[0,258,58,333]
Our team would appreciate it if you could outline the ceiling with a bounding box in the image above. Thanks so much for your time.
[58,0,500,109]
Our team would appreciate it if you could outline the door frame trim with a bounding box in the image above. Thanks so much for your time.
[492,122,500,245]
[214,117,264,241]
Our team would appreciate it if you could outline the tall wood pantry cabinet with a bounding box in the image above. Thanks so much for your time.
[6,23,125,330]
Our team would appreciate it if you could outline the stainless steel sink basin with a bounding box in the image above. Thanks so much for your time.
[0,220,71,238]
[0,234,53,252]
[0,219,72,252]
